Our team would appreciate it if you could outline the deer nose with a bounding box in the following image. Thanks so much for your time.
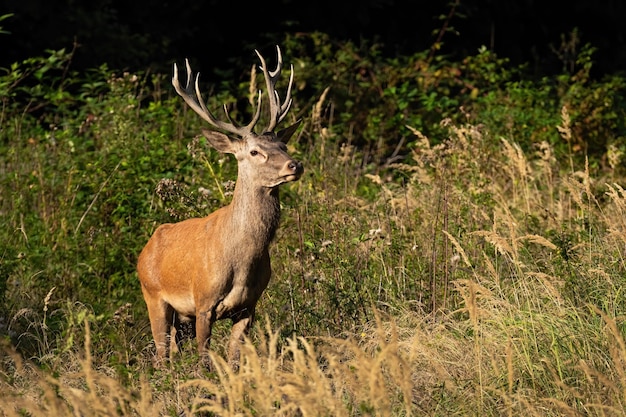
[288,160,303,174]
[280,159,303,180]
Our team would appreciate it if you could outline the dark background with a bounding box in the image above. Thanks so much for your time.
[1,0,625,79]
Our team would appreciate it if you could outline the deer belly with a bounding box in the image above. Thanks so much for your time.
[163,292,196,317]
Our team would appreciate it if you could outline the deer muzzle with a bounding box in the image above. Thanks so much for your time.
[279,159,304,182]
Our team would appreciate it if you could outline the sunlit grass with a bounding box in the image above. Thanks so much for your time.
[3,103,626,415]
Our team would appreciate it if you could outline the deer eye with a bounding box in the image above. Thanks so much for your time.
[250,150,259,156]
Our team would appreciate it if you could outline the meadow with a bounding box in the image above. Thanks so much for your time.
[2,34,626,415]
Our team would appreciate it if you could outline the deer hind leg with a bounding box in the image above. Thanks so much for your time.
[227,308,255,369]
[144,297,174,364]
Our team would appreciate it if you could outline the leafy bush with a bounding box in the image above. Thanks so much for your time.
[279,33,626,168]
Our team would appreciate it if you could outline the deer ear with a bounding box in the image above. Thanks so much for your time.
[202,129,235,153]
[276,119,302,144]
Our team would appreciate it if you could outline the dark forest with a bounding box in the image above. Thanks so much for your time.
[1,0,625,78]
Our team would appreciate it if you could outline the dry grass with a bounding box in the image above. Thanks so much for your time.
[3,306,625,416]
[3,111,626,416]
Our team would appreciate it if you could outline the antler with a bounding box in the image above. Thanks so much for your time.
[172,60,262,137]
[255,46,294,133]
[172,46,295,137]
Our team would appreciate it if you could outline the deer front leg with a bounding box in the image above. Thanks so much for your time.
[196,309,216,361]
[227,309,255,368]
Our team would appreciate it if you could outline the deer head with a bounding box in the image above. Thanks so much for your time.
[172,47,303,188]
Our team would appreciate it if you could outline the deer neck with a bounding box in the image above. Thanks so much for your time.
[226,177,281,246]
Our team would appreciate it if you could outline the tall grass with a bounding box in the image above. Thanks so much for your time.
[3,105,626,415]
[3,41,626,415]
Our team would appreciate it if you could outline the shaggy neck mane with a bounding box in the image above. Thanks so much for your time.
[228,180,281,245]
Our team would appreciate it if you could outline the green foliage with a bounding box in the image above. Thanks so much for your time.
[2,33,626,416]
[280,34,626,168]
[0,13,12,35]
[0,49,230,342]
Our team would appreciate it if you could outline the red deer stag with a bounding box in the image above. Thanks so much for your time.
[137,46,303,366]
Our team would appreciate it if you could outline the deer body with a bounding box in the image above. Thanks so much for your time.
[137,47,302,365]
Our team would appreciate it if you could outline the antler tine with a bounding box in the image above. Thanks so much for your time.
[172,59,262,137]
[247,90,263,131]
[277,65,294,124]
[256,46,295,132]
